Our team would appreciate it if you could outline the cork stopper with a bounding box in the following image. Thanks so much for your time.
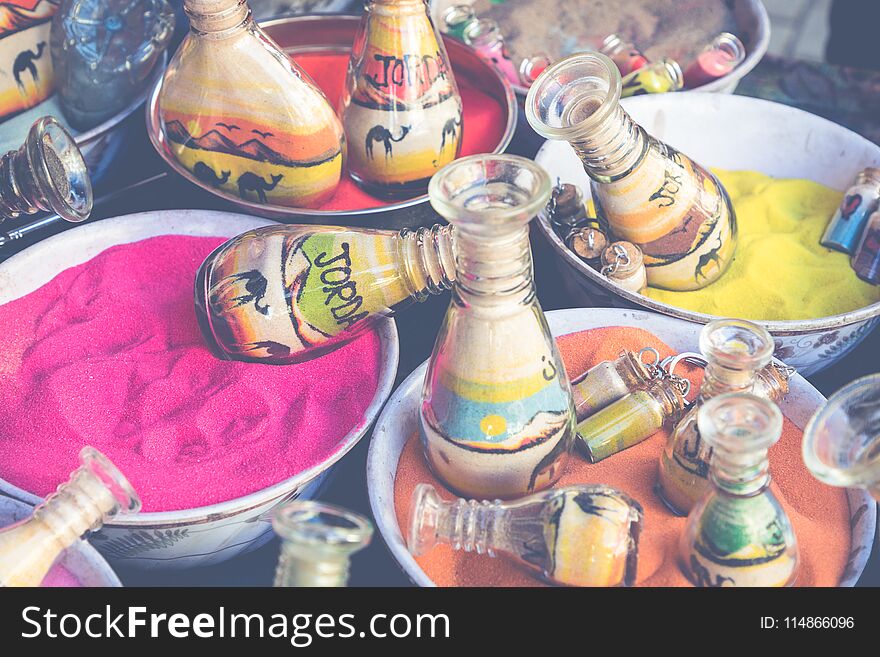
[602,240,643,276]
[184,0,250,33]
[567,225,607,260]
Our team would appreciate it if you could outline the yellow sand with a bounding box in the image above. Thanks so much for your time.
[644,169,880,320]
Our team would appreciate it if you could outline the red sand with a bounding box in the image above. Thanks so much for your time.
[42,566,81,588]
[0,235,382,512]
[394,326,852,587]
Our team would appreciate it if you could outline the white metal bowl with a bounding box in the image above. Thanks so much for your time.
[0,210,400,570]
[0,495,122,587]
[367,307,877,587]
[535,93,880,377]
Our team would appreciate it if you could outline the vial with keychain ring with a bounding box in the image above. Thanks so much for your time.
[570,347,661,422]
[660,353,794,404]
[602,241,647,294]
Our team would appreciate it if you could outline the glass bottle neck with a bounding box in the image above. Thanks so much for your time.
[699,361,761,402]
[433,497,505,556]
[452,226,534,306]
[710,447,771,497]
[185,0,251,36]
[568,102,649,184]
[367,0,428,16]
[274,545,352,587]
[398,224,456,301]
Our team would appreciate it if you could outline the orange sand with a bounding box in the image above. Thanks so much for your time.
[393,326,852,587]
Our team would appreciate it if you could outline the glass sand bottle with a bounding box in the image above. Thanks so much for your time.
[196,223,455,363]
[409,483,642,587]
[341,0,463,197]
[0,447,140,587]
[681,393,798,587]
[419,154,575,499]
[802,373,880,500]
[273,501,373,587]
[526,52,737,291]
[657,318,775,516]
[158,0,345,208]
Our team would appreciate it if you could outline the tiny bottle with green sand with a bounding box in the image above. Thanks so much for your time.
[196,223,455,363]
[419,154,575,499]
[681,393,798,587]
[657,318,776,516]
[158,0,345,208]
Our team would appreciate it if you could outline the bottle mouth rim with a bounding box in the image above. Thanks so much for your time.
[699,317,775,370]
[525,51,622,142]
[80,446,142,514]
[428,154,551,229]
[273,500,374,549]
[697,393,783,454]
[27,117,93,223]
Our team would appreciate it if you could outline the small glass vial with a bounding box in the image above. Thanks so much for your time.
[601,241,647,294]
[851,210,880,284]
[683,32,746,89]
[196,223,456,363]
[821,168,880,254]
[753,362,793,402]
[441,4,475,40]
[566,222,608,263]
[0,116,93,224]
[549,181,587,227]
[578,376,688,462]
[409,483,643,587]
[657,318,775,516]
[273,501,373,587]
[342,0,463,197]
[598,33,648,76]
[802,373,880,501]
[519,54,552,88]
[158,0,345,208]
[620,58,684,97]
[681,393,798,587]
[0,447,140,587]
[420,155,575,499]
[526,53,737,291]
[570,349,656,422]
[463,18,520,88]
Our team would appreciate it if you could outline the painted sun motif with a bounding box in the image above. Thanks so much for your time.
[479,414,507,437]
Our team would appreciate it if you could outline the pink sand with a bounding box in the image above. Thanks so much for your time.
[0,235,382,512]
[42,565,82,587]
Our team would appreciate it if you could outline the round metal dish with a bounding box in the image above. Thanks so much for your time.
[146,14,517,228]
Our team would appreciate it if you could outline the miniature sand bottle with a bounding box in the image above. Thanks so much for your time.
[526,52,737,291]
[158,0,345,208]
[196,223,455,363]
[681,393,798,587]
[657,318,775,516]
[419,155,575,499]
[802,373,880,501]
[820,168,880,254]
[340,0,462,197]
[620,58,684,97]
[598,33,648,76]
[273,501,373,587]
[0,116,92,224]
[683,33,746,89]
[409,483,642,587]
[0,447,140,587]
[463,18,519,87]
[570,349,657,422]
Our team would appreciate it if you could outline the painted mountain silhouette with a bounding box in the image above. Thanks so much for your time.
[164,120,340,168]
[0,0,58,37]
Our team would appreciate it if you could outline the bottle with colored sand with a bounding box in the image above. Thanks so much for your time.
[820,168,880,254]
[441,4,475,40]
[273,501,373,587]
[851,210,880,284]
[463,19,520,88]
[681,393,798,587]
[570,348,658,422]
[0,116,92,224]
[409,483,642,587]
[620,58,684,97]
[158,0,345,208]
[802,374,880,501]
[341,0,462,197]
[0,0,58,122]
[196,223,456,363]
[601,241,647,294]
[526,53,737,291]
[0,447,140,587]
[420,155,575,499]
[598,33,648,76]
[657,318,775,516]
[683,32,745,89]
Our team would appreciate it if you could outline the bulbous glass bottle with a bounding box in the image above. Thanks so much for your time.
[657,318,775,516]
[681,393,798,587]
[525,52,737,291]
[196,223,455,363]
[419,154,575,499]
[158,0,345,208]
[341,0,463,197]
[0,447,140,587]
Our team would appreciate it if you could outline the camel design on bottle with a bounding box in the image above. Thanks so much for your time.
[440,112,462,151]
[194,161,231,188]
[365,124,411,160]
[237,172,283,203]
[13,41,46,92]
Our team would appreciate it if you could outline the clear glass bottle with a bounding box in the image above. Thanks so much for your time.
[409,483,642,587]
[441,4,475,40]
[657,318,775,516]
[0,116,92,224]
[620,57,684,97]
[341,0,462,197]
[577,376,688,463]
[802,373,880,500]
[821,168,880,254]
[681,393,798,587]
[420,154,575,499]
[273,501,373,587]
[0,447,140,587]
[196,223,455,363]
[570,349,656,422]
[158,0,344,208]
[51,0,176,130]
[683,32,745,89]
[526,53,737,291]
[598,33,648,76]
[463,18,520,88]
